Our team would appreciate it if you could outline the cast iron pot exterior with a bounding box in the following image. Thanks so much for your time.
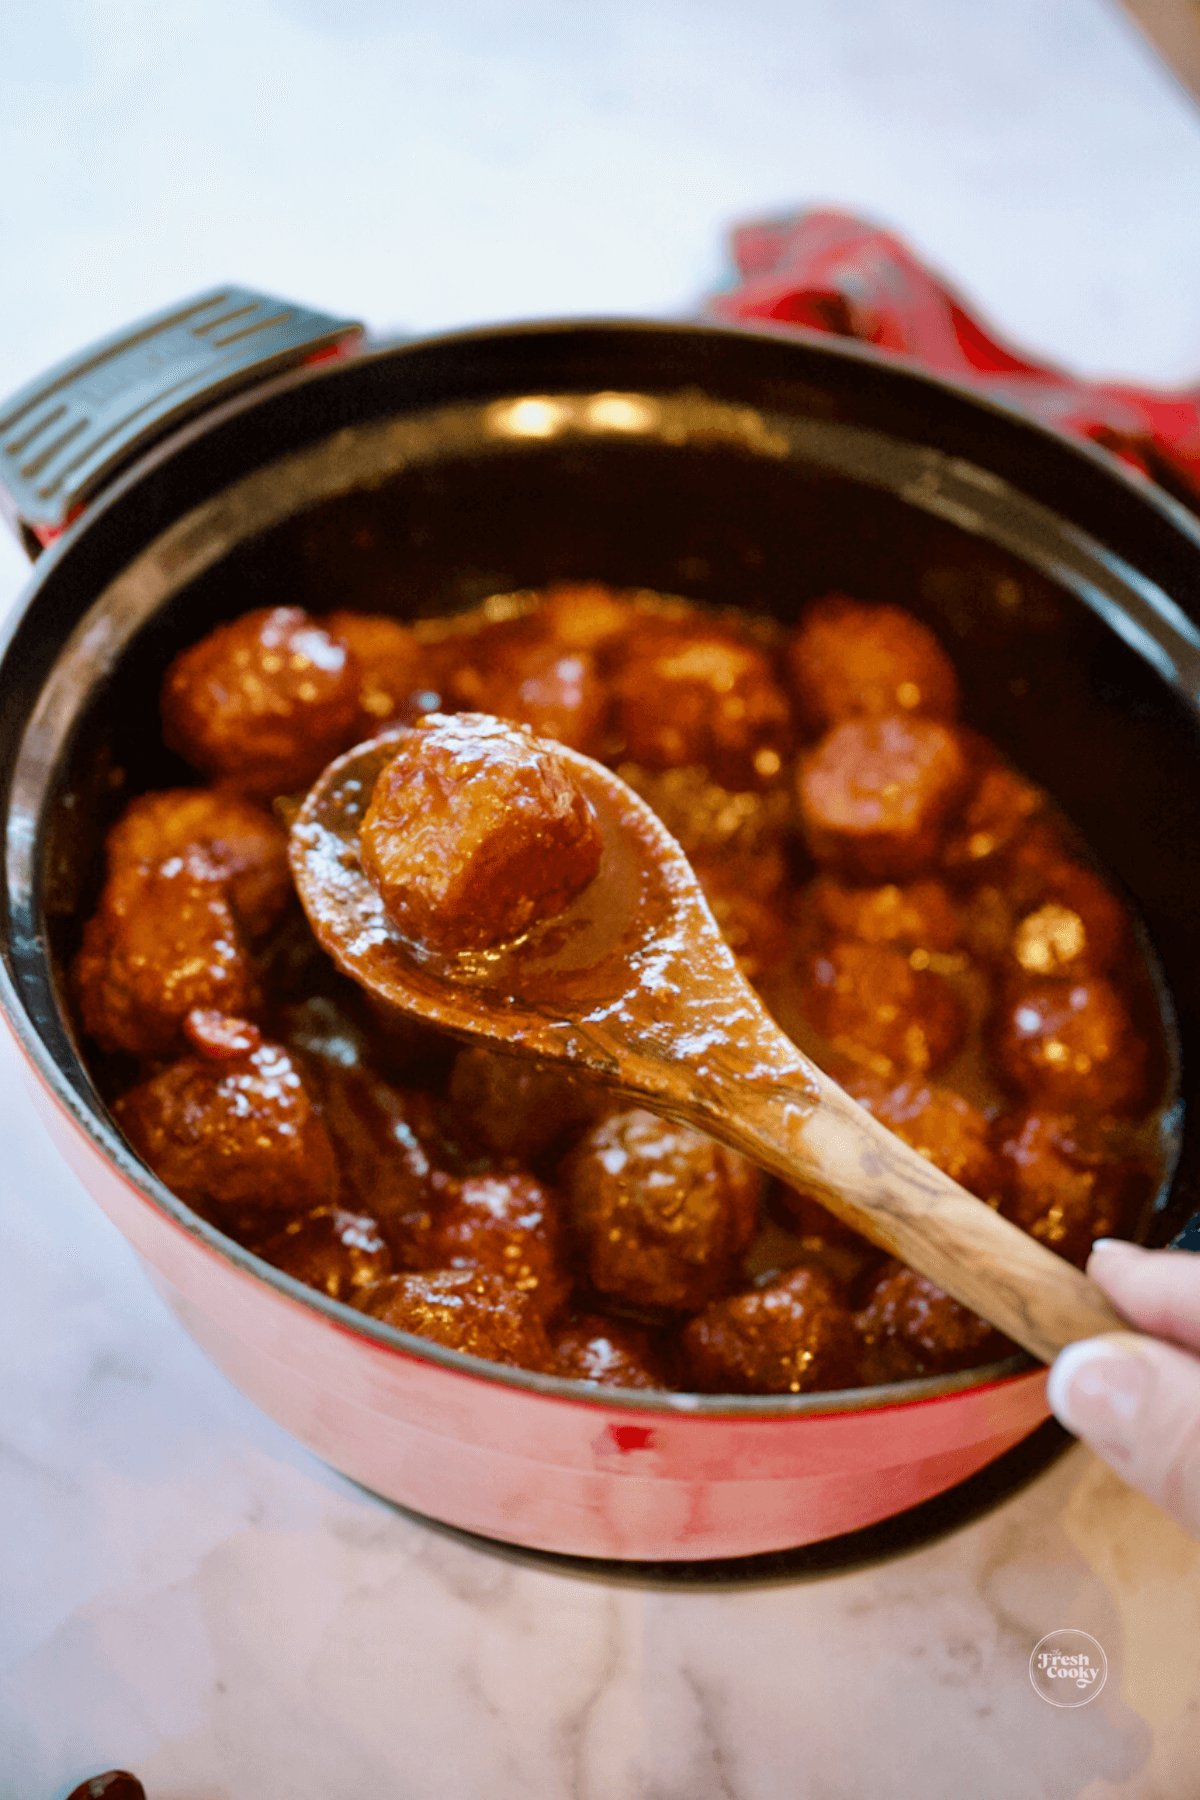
[2,318,1198,1560]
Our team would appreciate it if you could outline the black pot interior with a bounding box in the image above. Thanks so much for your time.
[4,322,1200,1250]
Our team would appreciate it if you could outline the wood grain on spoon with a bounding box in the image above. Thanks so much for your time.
[289,722,1125,1366]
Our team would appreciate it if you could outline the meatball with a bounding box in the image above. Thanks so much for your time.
[611,624,793,787]
[359,713,603,953]
[959,883,1019,963]
[851,1078,1004,1202]
[287,1040,452,1237]
[104,787,291,938]
[972,820,1123,966]
[774,1185,883,1263]
[786,595,959,735]
[942,762,1043,875]
[1006,858,1127,979]
[325,610,438,729]
[162,606,361,799]
[798,716,971,882]
[997,1110,1143,1266]
[960,849,1126,979]
[276,990,374,1071]
[365,1268,552,1371]
[566,1108,763,1312]
[1010,898,1106,980]
[441,618,610,754]
[113,1038,338,1220]
[278,983,448,1090]
[810,875,961,953]
[399,1170,572,1318]
[255,1205,394,1302]
[550,1315,672,1389]
[75,785,292,1056]
[681,1265,860,1395]
[536,583,639,656]
[617,762,792,864]
[183,1008,262,1059]
[855,1261,1011,1382]
[996,819,1077,902]
[992,975,1148,1114]
[75,860,259,1056]
[799,940,965,1079]
[447,1045,604,1161]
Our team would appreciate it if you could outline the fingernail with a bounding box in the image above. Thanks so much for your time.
[1088,1238,1139,1257]
[1047,1340,1151,1463]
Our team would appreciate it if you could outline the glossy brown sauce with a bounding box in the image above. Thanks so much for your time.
[73,585,1174,1395]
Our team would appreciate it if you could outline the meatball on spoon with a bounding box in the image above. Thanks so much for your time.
[290,714,1122,1365]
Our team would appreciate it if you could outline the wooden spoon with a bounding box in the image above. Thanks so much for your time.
[289,726,1125,1364]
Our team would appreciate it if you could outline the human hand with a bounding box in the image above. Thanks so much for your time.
[1047,1239,1200,1537]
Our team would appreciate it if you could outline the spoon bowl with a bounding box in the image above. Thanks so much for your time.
[290,725,1126,1366]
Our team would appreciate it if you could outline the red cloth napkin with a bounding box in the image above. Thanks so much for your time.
[705,209,1200,514]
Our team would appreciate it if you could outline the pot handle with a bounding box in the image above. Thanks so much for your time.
[0,287,363,559]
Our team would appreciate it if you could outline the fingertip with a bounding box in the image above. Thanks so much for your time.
[1046,1335,1149,1444]
[1085,1242,1200,1351]
[1048,1337,1118,1429]
[1049,1334,1200,1536]
[1086,1238,1141,1292]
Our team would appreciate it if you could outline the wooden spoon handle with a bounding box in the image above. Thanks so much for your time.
[657,1052,1124,1365]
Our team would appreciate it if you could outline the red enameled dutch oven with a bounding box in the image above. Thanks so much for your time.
[2,290,1199,1562]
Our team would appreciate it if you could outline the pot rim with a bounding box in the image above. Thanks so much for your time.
[13,311,1200,590]
[10,311,1200,1422]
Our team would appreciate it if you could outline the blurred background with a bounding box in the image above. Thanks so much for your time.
[2,0,1199,460]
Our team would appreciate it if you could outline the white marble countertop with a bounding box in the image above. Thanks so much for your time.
[3,2,1200,1794]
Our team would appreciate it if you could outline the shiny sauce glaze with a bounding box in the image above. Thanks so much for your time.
[74,586,1174,1394]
